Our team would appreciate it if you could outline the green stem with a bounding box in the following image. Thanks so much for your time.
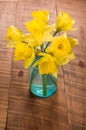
[44,41,50,51]
[45,28,61,50]
[41,44,44,52]
[53,28,61,36]
[42,74,47,96]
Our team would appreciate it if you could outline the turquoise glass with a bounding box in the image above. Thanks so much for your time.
[29,65,57,98]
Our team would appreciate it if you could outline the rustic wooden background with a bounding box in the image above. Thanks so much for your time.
[0,0,86,130]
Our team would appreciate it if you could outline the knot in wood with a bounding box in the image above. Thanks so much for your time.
[79,61,85,68]
[18,71,24,77]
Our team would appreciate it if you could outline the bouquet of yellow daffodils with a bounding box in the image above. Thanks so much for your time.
[6,10,78,76]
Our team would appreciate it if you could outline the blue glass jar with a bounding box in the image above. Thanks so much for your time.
[29,65,57,98]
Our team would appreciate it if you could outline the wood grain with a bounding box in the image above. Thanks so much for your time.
[0,0,86,130]
[0,1,17,130]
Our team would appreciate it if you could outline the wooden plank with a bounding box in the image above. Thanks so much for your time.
[6,0,69,130]
[56,0,86,129]
[0,1,17,130]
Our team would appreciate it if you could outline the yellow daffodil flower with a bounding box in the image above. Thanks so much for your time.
[5,10,78,75]
[6,25,22,47]
[56,12,75,31]
[25,19,46,34]
[14,42,35,68]
[25,10,55,47]
[25,20,55,46]
[34,53,58,75]
[46,33,71,58]
[46,33,75,65]
[32,10,49,25]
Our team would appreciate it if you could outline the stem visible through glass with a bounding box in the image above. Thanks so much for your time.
[42,74,47,96]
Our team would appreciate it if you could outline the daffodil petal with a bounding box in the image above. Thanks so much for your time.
[56,12,75,31]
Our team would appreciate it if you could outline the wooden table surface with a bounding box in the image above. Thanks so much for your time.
[0,0,86,130]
